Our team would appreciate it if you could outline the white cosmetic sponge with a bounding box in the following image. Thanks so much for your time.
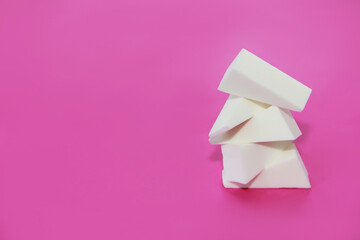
[210,106,301,144]
[218,49,311,112]
[222,143,311,188]
[209,95,269,138]
[222,141,291,184]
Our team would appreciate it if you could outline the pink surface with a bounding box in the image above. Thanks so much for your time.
[0,0,359,239]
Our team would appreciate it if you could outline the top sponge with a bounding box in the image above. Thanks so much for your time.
[218,49,311,112]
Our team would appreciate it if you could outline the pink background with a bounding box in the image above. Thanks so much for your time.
[0,0,359,239]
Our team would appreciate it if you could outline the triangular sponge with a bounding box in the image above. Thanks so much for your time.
[222,143,311,188]
[222,141,291,184]
[210,106,301,144]
[209,95,269,138]
[218,49,312,112]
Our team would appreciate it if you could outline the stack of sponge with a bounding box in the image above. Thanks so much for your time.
[209,49,312,188]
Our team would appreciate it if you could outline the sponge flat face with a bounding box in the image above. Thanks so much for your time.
[218,49,311,112]
[209,95,269,138]
[222,141,291,184]
[210,106,301,144]
[222,143,311,188]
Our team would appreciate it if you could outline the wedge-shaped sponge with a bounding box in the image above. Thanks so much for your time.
[210,106,301,144]
[209,95,269,138]
[218,49,311,112]
[222,141,291,184]
[222,143,311,188]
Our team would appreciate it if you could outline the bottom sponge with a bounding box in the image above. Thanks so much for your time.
[222,143,311,188]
